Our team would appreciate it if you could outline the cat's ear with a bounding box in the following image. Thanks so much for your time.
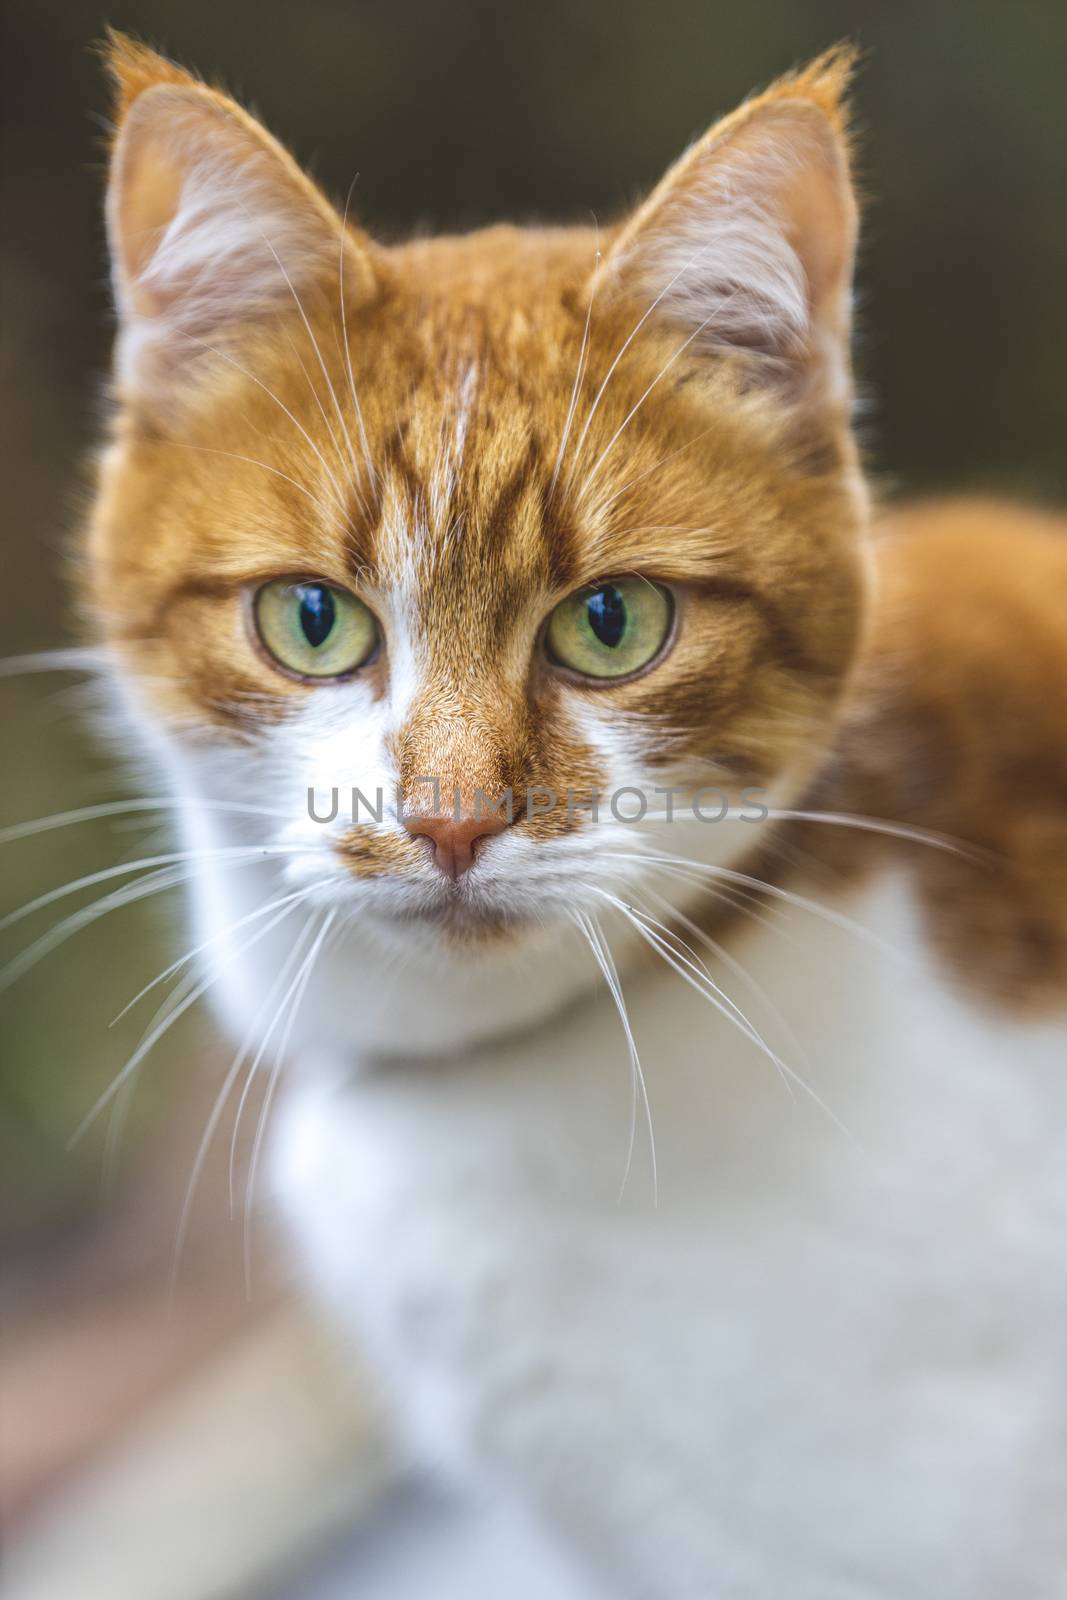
[102,33,374,405]
[605,50,858,414]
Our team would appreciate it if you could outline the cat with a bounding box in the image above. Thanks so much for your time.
[78,32,1067,1597]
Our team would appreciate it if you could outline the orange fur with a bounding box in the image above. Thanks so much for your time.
[795,500,1067,1010]
[86,39,1067,1001]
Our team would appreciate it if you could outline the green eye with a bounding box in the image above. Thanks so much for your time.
[253,579,379,679]
[545,578,673,681]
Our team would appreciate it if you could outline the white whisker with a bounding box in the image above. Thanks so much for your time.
[605,850,919,973]
[0,865,192,995]
[0,796,291,848]
[227,916,320,1215]
[596,888,790,1090]
[619,891,786,1073]
[338,177,378,499]
[570,906,656,1203]
[593,426,718,518]
[243,206,368,513]
[168,898,316,1293]
[279,320,353,485]
[100,956,213,1200]
[598,889,855,1145]
[111,885,317,1026]
[0,648,109,680]
[157,441,343,526]
[548,228,601,502]
[765,808,983,862]
[567,240,720,482]
[640,881,810,1076]
[0,844,312,937]
[0,848,318,997]
[579,294,739,498]
[173,328,350,517]
[242,910,336,1292]
[66,893,315,1150]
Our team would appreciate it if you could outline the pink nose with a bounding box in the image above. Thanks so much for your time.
[404,812,508,879]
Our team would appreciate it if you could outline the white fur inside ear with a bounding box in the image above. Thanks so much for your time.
[613,103,855,399]
[108,86,341,395]
[632,183,809,362]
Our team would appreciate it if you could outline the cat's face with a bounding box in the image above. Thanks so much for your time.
[88,39,866,952]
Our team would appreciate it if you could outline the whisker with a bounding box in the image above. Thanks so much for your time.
[172,328,350,518]
[570,906,656,1203]
[0,865,193,995]
[604,847,782,936]
[595,887,790,1091]
[0,849,317,996]
[338,176,378,500]
[168,898,316,1294]
[764,808,985,863]
[0,796,292,848]
[65,893,315,1150]
[279,320,354,488]
[0,648,109,680]
[598,890,855,1144]
[226,916,320,1215]
[548,227,601,502]
[111,884,317,1026]
[154,441,342,526]
[579,294,739,498]
[571,908,641,1190]
[639,881,811,1076]
[605,850,919,973]
[0,845,312,937]
[137,958,205,1043]
[567,239,720,482]
[100,956,209,1199]
[242,910,336,1293]
[619,892,786,1075]
[593,426,718,518]
[243,206,368,512]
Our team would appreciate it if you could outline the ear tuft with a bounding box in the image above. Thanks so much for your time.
[766,42,859,136]
[99,30,200,127]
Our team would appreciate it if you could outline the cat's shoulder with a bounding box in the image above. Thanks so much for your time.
[803,498,1067,1011]
[870,496,1067,697]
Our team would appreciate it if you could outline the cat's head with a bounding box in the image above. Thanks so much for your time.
[88,36,867,954]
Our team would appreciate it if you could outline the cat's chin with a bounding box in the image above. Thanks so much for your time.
[370,898,539,950]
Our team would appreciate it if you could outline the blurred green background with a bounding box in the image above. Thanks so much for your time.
[2,0,1065,1237]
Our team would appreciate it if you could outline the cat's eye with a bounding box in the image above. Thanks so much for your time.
[545,578,674,681]
[252,579,379,680]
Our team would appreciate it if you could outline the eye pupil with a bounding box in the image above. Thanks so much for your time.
[297,584,336,648]
[586,585,627,649]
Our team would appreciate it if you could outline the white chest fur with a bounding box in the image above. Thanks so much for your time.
[273,872,1067,1599]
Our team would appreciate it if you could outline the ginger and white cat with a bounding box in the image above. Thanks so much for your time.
[84,35,1067,1597]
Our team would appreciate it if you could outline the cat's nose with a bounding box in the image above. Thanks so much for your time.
[404,812,509,880]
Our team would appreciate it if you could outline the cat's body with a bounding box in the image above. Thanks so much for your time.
[83,37,1067,1597]
[274,873,1067,1600]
